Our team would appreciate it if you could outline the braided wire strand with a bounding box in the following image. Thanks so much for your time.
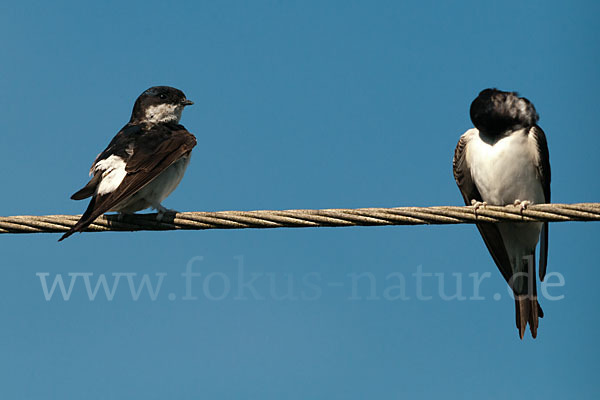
[0,203,599,236]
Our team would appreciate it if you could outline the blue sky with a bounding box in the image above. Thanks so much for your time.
[1,0,599,398]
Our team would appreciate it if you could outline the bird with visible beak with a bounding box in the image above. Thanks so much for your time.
[60,86,197,241]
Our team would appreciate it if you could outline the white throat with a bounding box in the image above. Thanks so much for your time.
[144,104,183,124]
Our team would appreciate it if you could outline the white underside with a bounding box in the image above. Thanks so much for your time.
[110,155,191,213]
[464,128,544,268]
[465,128,544,206]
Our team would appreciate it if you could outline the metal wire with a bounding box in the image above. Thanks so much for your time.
[0,203,598,236]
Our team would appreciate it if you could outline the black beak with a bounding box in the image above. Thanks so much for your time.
[181,99,194,106]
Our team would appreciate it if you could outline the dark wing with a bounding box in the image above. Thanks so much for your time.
[530,125,551,280]
[60,124,196,241]
[453,132,514,285]
[453,133,482,206]
[70,124,144,200]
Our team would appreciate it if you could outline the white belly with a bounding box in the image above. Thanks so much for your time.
[466,128,544,206]
[466,128,544,254]
[114,155,191,213]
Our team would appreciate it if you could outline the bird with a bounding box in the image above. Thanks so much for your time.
[453,88,551,339]
[59,86,197,241]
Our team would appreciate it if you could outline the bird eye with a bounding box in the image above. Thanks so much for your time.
[159,93,167,100]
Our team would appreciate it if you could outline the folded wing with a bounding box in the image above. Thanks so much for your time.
[60,124,196,241]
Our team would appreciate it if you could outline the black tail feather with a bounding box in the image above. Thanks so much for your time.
[513,253,543,339]
[70,174,101,200]
[515,296,543,339]
[58,196,100,241]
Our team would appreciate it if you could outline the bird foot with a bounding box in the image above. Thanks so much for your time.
[155,204,177,221]
[513,199,532,214]
[471,199,487,213]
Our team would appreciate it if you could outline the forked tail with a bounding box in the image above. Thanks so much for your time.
[512,253,544,339]
[515,295,544,339]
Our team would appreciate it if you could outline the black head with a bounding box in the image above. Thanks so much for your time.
[130,86,193,124]
[469,88,538,136]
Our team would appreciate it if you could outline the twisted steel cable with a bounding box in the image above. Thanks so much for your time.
[0,203,598,236]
